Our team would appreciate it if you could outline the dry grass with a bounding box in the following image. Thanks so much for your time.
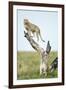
[17,51,58,80]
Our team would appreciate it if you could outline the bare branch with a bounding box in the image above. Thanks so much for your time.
[24,31,41,52]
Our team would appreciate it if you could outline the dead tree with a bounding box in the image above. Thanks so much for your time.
[24,31,51,76]
[49,57,58,72]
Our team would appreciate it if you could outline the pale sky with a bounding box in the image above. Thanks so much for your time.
[17,9,58,51]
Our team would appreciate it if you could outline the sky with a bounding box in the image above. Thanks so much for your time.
[17,9,58,51]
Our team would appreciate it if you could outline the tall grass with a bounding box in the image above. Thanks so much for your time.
[17,51,58,80]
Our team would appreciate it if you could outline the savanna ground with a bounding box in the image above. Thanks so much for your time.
[17,51,58,80]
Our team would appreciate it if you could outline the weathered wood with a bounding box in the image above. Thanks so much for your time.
[24,31,51,76]
[49,57,58,72]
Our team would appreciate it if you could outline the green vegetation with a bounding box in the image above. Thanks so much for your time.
[17,51,58,80]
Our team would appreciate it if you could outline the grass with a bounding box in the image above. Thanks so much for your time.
[17,51,58,80]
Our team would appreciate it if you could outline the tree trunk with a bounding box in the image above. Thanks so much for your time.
[24,31,51,76]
